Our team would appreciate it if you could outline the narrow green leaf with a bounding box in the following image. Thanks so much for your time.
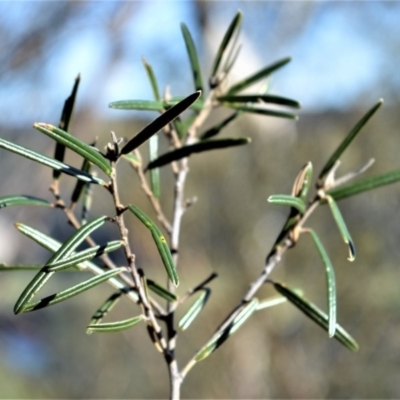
[324,195,355,261]
[14,223,139,303]
[0,195,51,209]
[181,23,204,95]
[200,112,240,140]
[165,97,205,112]
[0,264,43,271]
[0,137,105,185]
[128,205,178,286]
[142,57,161,101]
[34,123,111,176]
[210,11,242,81]
[147,137,251,170]
[273,282,359,352]
[173,113,197,139]
[54,74,80,179]
[257,296,287,310]
[318,99,383,182]
[179,288,211,331]
[227,57,292,94]
[268,194,305,214]
[14,216,108,314]
[120,91,201,155]
[87,315,144,333]
[122,153,141,167]
[71,157,91,204]
[217,94,300,108]
[81,180,93,225]
[22,268,125,313]
[46,240,122,271]
[147,279,177,302]
[306,229,337,337]
[88,290,124,328]
[257,290,304,311]
[109,100,164,111]
[224,103,297,120]
[327,168,400,201]
[149,135,160,198]
[195,299,258,361]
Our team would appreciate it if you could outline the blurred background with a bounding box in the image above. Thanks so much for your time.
[1,1,400,398]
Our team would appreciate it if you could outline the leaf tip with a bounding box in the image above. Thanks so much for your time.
[347,240,356,262]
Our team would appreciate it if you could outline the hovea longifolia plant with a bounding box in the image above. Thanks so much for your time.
[0,11,397,399]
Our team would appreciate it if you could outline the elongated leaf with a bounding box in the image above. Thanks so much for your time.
[0,264,43,271]
[120,91,201,155]
[46,240,122,271]
[217,94,300,108]
[200,112,240,140]
[318,99,383,182]
[109,100,164,111]
[227,57,291,94]
[195,299,258,361]
[81,180,93,225]
[0,137,105,185]
[179,288,211,331]
[122,153,141,167]
[149,135,160,198]
[324,195,356,261]
[34,123,111,176]
[142,58,161,101]
[257,296,287,310]
[172,112,197,139]
[22,268,124,313]
[128,205,178,286]
[224,103,297,120]
[328,169,400,201]
[292,162,313,202]
[88,290,124,327]
[306,229,337,337]
[268,194,305,214]
[165,97,205,112]
[147,279,177,302]
[54,74,80,179]
[87,315,144,333]
[210,11,242,81]
[181,23,204,95]
[147,137,250,170]
[273,282,358,352]
[14,223,139,303]
[14,216,108,314]
[0,195,51,209]
[71,157,91,204]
